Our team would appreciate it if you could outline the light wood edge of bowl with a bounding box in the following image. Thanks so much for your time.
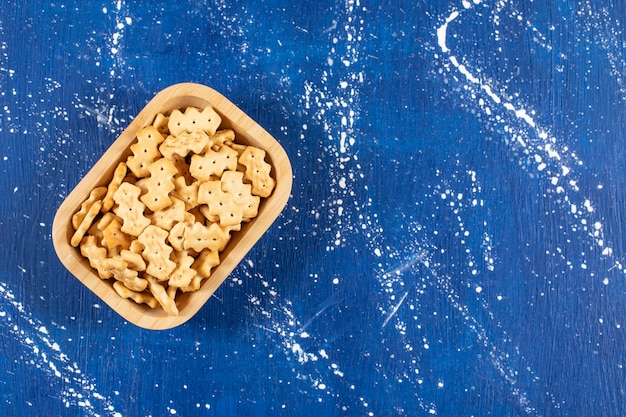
[52,83,293,330]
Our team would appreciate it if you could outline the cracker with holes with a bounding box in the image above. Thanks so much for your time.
[239,146,276,197]
[190,144,238,181]
[168,106,221,136]
[140,157,178,212]
[197,180,244,227]
[138,225,176,281]
[113,182,151,236]
[149,197,185,231]
[152,113,170,136]
[71,104,277,316]
[160,130,210,159]
[168,250,197,289]
[168,221,187,252]
[171,176,199,211]
[101,215,132,251]
[220,170,260,220]
[183,221,230,253]
[127,126,165,178]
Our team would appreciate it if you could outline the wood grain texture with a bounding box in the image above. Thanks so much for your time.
[52,83,292,329]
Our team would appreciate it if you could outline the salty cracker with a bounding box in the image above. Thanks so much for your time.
[189,145,238,182]
[113,182,151,236]
[168,221,187,252]
[127,126,165,178]
[181,276,203,293]
[119,249,146,271]
[149,197,185,231]
[166,285,178,300]
[168,250,196,288]
[128,239,144,255]
[171,176,199,211]
[197,180,244,227]
[86,219,105,244]
[140,157,178,212]
[170,154,192,182]
[138,225,176,281]
[159,130,210,159]
[72,186,107,230]
[197,205,219,225]
[204,129,235,152]
[183,221,230,253]
[100,257,148,292]
[102,162,128,212]
[220,170,260,220]
[168,106,221,137]
[239,146,275,198]
[192,249,220,279]
[71,199,103,247]
[79,235,108,275]
[152,113,170,136]
[96,212,117,232]
[113,281,159,309]
[146,275,178,316]
[101,215,132,251]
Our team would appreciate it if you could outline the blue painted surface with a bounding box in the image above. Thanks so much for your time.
[1,0,626,416]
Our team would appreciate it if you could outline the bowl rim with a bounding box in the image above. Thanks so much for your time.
[52,82,293,330]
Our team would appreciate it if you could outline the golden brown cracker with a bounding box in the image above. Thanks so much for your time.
[71,199,103,247]
[189,145,238,181]
[149,197,185,231]
[167,221,187,252]
[168,250,196,288]
[197,180,244,227]
[102,161,128,212]
[220,170,260,220]
[192,249,220,279]
[79,235,108,273]
[100,257,148,292]
[138,225,176,281]
[159,130,210,159]
[113,182,151,236]
[152,113,170,136]
[72,186,107,230]
[239,145,275,197]
[140,157,178,212]
[183,222,230,253]
[168,106,221,137]
[113,281,159,309]
[146,275,178,316]
[171,176,200,211]
[205,129,235,152]
[119,249,146,271]
[127,126,165,178]
[101,215,132,250]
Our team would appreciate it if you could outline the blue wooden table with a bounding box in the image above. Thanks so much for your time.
[2,0,626,415]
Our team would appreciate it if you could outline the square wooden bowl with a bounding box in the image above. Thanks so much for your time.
[52,83,292,330]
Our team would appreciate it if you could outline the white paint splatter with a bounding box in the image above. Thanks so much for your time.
[0,283,120,415]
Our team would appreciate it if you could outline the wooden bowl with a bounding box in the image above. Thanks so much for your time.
[52,83,292,330]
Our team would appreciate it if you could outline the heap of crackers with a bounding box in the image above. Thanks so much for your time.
[69,105,275,316]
